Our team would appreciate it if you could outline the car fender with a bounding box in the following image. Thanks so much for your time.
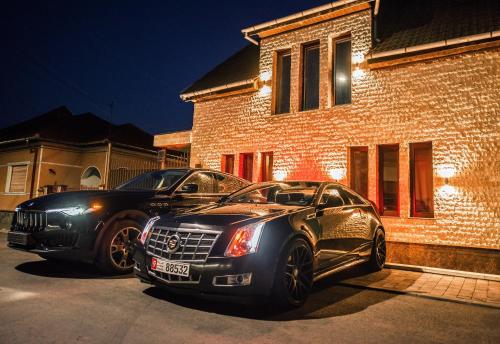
[91,209,150,259]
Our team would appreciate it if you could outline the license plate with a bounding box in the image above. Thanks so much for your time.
[7,231,30,246]
[151,257,190,277]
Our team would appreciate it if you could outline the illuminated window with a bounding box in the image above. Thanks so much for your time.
[275,50,291,114]
[334,37,351,105]
[349,146,368,199]
[239,153,254,182]
[378,145,399,216]
[410,142,434,218]
[221,154,235,174]
[6,164,28,193]
[301,42,320,111]
[260,152,273,182]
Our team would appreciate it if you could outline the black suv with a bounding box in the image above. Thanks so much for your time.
[7,168,249,274]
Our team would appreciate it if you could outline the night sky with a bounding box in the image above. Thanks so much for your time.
[0,0,328,135]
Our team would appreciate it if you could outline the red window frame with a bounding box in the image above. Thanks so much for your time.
[239,153,254,182]
[260,152,273,182]
[410,142,434,218]
[221,154,235,174]
[377,144,400,216]
[349,146,368,199]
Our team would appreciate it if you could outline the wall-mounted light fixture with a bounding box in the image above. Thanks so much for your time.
[329,168,346,182]
[352,52,365,79]
[257,71,272,96]
[273,170,287,182]
[437,164,456,185]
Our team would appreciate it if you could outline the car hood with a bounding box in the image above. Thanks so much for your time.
[16,190,156,211]
[170,203,306,228]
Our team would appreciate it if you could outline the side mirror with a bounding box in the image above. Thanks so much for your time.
[179,183,198,194]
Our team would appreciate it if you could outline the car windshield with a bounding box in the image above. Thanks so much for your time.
[115,170,188,191]
[228,182,320,206]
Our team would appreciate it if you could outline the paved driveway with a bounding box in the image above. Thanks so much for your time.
[0,233,499,344]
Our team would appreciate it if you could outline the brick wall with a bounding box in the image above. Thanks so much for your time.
[190,9,500,251]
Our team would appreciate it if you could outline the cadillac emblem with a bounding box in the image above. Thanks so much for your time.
[166,235,181,253]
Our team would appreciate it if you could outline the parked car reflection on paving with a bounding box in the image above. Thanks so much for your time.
[134,181,386,308]
[7,168,249,274]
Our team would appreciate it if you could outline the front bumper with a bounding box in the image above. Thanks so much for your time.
[134,244,276,298]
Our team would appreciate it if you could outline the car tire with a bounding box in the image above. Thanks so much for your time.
[272,237,314,308]
[96,219,142,274]
[368,228,386,271]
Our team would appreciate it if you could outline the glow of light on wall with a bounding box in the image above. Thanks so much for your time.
[436,164,456,179]
[352,52,365,64]
[273,170,287,181]
[259,85,272,96]
[437,184,458,198]
[260,71,272,82]
[353,67,364,79]
[329,168,346,181]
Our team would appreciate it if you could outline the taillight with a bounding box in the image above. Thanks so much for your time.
[225,222,264,257]
[139,216,160,245]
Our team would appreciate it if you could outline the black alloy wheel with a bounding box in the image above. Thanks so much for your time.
[368,228,386,271]
[273,238,313,308]
[96,219,142,274]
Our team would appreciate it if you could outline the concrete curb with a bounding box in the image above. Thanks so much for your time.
[338,282,500,309]
[385,263,500,282]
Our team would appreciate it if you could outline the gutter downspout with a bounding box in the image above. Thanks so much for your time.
[243,33,259,46]
[372,0,381,45]
[29,142,38,199]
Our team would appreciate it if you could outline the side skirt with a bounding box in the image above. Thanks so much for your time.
[313,258,368,282]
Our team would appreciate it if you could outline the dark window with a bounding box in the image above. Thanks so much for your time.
[342,188,366,205]
[320,186,345,208]
[239,153,254,182]
[350,146,368,199]
[301,42,320,111]
[334,38,351,105]
[260,152,273,182]
[275,51,291,114]
[221,154,235,174]
[410,142,434,218]
[378,145,399,216]
[214,173,247,194]
[181,172,215,193]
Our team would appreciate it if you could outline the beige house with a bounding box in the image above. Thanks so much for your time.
[156,0,500,273]
[0,106,159,212]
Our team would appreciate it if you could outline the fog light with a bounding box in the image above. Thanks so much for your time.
[213,273,252,287]
[65,218,72,230]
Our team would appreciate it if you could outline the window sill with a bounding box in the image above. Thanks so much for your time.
[330,102,352,108]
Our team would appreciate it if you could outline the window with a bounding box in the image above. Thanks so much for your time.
[410,142,434,218]
[378,145,399,216]
[239,153,254,181]
[6,164,28,193]
[301,42,320,111]
[349,146,368,199]
[320,186,346,208]
[214,173,247,193]
[181,172,215,193]
[275,50,291,114]
[260,152,273,182]
[81,166,102,190]
[342,188,366,205]
[334,37,351,105]
[221,154,235,174]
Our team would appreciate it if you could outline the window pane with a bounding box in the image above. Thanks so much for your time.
[239,153,253,181]
[334,39,351,105]
[222,154,234,174]
[378,145,399,216]
[215,174,247,193]
[183,172,214,193]
[410,142,434,217]
[260,152,273,182]
[350,147,368,199]
[276,51,291,114]
[302,43,320,111]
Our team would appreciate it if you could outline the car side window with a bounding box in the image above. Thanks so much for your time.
[214,173,247,194]
[342,188,366,205]
[181,172,215,193]
[320,186,345,208]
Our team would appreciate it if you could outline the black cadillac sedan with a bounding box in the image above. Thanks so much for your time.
[134,181,386,307]
[7,168,249,274]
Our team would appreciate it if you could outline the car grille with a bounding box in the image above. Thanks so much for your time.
[15,210,47,232]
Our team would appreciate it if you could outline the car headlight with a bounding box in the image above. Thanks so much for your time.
[139,216,160,245]
[46,203,103,216]
[225,222,264,257]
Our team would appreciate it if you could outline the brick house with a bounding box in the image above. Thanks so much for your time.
[0,106,159,212]
[155,0,500,274]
